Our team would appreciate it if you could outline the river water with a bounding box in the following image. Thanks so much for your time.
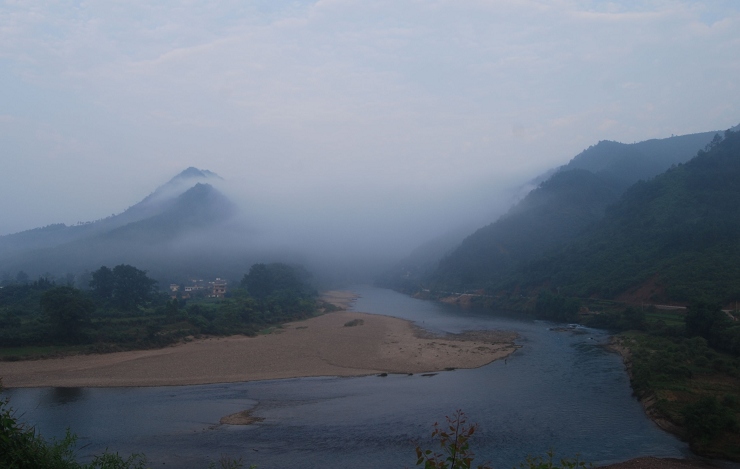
[5,286,690,468]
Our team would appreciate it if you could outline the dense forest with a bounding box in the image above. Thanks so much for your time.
[421,130,740,305]
[0,262,319,357]
[508,130,740,304]
[380,130,722,295]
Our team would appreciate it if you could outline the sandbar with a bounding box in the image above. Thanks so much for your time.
[0,302,517,388]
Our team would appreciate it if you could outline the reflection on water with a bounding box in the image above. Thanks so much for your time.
[5,287,691,468]
[43,387,87,406]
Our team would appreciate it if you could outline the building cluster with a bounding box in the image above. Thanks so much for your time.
[169,278,227,299]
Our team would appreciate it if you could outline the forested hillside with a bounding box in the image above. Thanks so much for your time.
[430,169,621,290]
[563,130,720,188]
[512,130,740,304]
[421,129,723,293]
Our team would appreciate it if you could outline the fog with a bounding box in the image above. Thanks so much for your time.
[1,1,739,285]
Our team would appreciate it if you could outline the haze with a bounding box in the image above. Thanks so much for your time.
[2,1,739,273]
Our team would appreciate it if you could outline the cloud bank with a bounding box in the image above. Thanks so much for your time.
[1,1,738,263]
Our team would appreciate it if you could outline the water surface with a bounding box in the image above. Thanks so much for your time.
[6,286,689,468]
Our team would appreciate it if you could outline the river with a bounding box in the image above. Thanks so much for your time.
[5,286,689,468]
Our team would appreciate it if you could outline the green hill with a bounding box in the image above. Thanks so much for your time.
[515,130,740,304]
[431,169,621,290]
[424,129,723,293]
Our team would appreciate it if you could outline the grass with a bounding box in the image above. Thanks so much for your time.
[645,310,686,327]
[0,344,85,360]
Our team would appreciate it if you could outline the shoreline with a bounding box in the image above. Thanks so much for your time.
[606,336,685,437]
[0,305,518,388]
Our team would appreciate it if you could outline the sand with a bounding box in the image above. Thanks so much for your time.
[0,293,518,388]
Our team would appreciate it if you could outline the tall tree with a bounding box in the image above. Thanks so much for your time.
[41,286,94,343]
[89,266,115,300]
[113,264,157,311]
[111,264,157,311]
[90,264,157,311]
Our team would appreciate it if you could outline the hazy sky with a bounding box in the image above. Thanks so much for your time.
[2,0,739,245]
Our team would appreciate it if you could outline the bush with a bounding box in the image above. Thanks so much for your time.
[682,396,738,447]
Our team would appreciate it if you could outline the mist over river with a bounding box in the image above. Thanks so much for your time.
[6,287,690,468]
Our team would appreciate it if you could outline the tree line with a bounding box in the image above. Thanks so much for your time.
[0,262,317,353]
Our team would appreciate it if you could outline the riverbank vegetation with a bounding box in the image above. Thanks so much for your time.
[0,262,319,360]
[605,301,740,460]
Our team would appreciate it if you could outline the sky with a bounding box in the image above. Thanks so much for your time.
[1,0,739,255]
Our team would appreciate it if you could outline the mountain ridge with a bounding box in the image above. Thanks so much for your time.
[0,170,237,279]
[382,126,731,293]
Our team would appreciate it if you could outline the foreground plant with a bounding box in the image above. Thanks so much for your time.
[415,410,593,469]
[415,409,492,469]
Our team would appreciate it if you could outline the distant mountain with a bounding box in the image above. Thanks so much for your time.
[513,128,740,304]
[430,169,621,290]
[562,131,720,189]
[375,226,474,293]
[0,169,240,281]
[418,128,728,293]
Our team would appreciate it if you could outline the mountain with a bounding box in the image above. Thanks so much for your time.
[419,128,727,293]
[0,167,223,257]
[429,169,622,290]
[0,169,239,281]
[562,131,720,189]
[513,129,740,304]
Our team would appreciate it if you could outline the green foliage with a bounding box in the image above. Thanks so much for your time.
[584,306,645,332]
[415,410,492,469]
[535,291,580,322]
[515,130,740,303]
[1,262,317,357]
[428,131,720,294]
[41,286,95,344]
[89,266,115,302]
[432,169,621,291]
[685,300,726,339]
[684,301,740,356]
[1,390,80,469]
[682,396,738,448]
[618,331,740,459]
[241,263,314,301]
[90,265,158,312]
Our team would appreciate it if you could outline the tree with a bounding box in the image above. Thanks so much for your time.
[90,265,157,311]
[241,263,311,301]
[89,266,115,301]
[15,271,29,285]
[111,264,157,311]
[685,300,729,341]
[40,286,95,344]
[682,396,738,448]
[241,263,273,300]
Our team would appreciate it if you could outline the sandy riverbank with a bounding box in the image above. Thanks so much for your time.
[0,293,517,388]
